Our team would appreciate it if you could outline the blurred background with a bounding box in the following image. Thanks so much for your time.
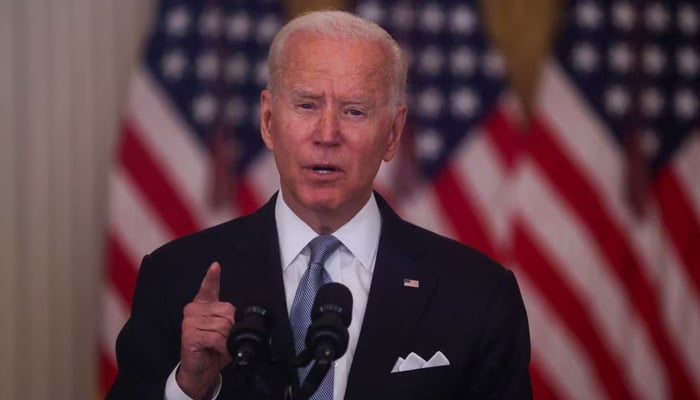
[1,0,698,399]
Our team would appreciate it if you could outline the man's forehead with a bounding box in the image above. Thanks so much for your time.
[271,31,392,102]
[282,70,387,97]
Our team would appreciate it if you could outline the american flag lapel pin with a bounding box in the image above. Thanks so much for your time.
[403,278,420,288]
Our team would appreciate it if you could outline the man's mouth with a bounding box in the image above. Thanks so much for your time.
[310,164,340,174]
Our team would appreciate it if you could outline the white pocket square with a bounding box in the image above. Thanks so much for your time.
[390,351,450,373]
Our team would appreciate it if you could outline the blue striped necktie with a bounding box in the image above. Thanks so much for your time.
[290,235,341,400]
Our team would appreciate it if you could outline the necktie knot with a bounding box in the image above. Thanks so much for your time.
[308,235,342,268]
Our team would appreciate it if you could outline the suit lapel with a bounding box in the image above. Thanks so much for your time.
[344,196,438,400]
[223,194,297,391]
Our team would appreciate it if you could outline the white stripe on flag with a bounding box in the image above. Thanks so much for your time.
[398,184,456,241]
[516,270,609,400]
[452,126,515,248]
[515,161,668,399]
[656,225,700,391]
[246,150,280,205]
[109,168,172,259]
[537,61,633,224]
[129,69,211,225]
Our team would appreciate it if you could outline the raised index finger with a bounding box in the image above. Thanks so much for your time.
[194,262,221,303]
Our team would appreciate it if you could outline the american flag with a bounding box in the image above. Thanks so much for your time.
[403,278,420,288]
[515,1,700,398]
[102,0,700,399]
[357,0,700,398]
[101,0,282,393]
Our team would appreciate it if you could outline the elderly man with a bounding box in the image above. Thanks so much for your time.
[107,10,532,400]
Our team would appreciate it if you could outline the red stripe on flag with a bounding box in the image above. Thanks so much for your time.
[235,175,264,216]
[530,361,563,400]
[119,121,200,237]
[483,107,522,168]
[434,166,497,259]
[106,233,139,308]
[529,116,698,399]
[513,223,635,400]
[653,166,700,295]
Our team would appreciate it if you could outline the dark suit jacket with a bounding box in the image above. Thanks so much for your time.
[107,193,532,399]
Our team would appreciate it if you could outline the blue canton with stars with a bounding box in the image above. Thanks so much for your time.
[355,0,508,179]
[144,0,282,173]
[556,0,700,174]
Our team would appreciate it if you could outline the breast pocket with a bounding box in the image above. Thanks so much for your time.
[382,365,455,400]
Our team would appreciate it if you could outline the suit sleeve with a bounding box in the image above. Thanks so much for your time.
[106,254,182,399]
[465,270,532,399]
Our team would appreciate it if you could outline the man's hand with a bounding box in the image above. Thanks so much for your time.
[177,262,235,399]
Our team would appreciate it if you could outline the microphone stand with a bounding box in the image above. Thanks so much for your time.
[287,342,336,400]
[295,359,332,400]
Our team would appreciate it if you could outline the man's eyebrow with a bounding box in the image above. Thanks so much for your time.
[290,89,321,99]
[288,89,377,106]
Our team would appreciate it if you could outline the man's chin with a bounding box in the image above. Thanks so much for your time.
[297,189,347,214]
[287,187,369,231]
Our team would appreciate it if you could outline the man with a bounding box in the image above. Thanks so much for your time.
[107,10,532,400]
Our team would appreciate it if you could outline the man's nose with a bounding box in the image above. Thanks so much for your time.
[314,108,340,145]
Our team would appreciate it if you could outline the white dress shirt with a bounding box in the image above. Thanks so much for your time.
[165,192,381,400]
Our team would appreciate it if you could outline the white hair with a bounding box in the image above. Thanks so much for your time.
[267,10,408,108]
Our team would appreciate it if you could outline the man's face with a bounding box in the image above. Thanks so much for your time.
[260,33,406,230]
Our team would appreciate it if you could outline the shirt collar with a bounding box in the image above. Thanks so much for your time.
[275,191,382,273]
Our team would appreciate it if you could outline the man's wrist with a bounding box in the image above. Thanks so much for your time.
[176,366,219,399]
[165,362,222,400]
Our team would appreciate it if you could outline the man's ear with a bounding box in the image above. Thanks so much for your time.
[383,104,407,162]
[260,90,274,150]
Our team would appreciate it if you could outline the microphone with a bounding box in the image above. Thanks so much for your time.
[227,304,272,369]
[294,283,353,400]
[305,282,352,364]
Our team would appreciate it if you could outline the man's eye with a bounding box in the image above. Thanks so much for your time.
[348,109,365,116]
[299,103,314,109]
